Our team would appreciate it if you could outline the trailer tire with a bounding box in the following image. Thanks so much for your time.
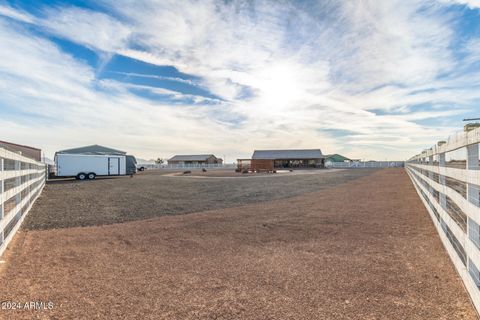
[76,173,87,180]
[87,172,96,180]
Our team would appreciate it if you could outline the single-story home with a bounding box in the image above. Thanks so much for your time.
[325,154,352,163]
[168,154,223,165]
[248,149,325,171]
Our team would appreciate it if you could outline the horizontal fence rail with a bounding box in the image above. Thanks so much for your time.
[326,161,404,168]
[0,147,46,257]
[406,127,480,313]
[138,163,236,170]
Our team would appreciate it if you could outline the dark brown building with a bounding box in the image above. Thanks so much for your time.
[0,140,42,161]
[249,149,324,171]
[168,154,223,165]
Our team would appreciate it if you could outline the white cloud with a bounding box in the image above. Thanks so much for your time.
[0,1,479,160]
[0,5,34,23]
[40,6,131,52]
[440,0,480,9]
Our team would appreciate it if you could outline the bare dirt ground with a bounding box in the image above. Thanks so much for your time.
[23,168,372,229]
[165,168,346,178]
[0,169,476,319]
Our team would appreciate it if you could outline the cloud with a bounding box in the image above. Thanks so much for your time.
[108,71,201,86]
[0,4,34,23]
[40,6,131,52]
[440,0,480,9]
[0,17,241,158]
[0,1,479,160]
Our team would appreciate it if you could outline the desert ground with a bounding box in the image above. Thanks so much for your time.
[0,168,476,319]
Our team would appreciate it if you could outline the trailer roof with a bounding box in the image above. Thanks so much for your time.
[56,144,126,156]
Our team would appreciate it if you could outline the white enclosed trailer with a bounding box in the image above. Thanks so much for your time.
[55,153,127,180]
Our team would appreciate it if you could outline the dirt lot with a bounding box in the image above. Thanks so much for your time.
[0,168,476,319]
[165,168,346,178]
[23,168,372,229]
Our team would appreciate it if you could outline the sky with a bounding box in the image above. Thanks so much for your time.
[0,0,480,161]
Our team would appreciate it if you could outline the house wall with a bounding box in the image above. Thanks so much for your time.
[274,159,324,168]
[205,156,222,164]
[168,160,207,165]
[251,158,324,171]
[205,156,216,164]
[251,159,274,171]
[168,156,221,165]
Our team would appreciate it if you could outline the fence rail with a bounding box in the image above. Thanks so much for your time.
[406,127,480,313]
[326,161,404,168]
[0,147,46,257]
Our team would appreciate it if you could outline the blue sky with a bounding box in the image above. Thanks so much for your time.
[0,0,479,160]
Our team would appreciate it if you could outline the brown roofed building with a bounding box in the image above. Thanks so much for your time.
[250,149,324,171]
[0,140,42,161]
[168,154,223,165]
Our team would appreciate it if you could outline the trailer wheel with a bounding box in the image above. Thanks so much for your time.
[87,172,96,180]
[76,173,87,180]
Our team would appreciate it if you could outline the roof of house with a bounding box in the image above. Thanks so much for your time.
[0,140,41,151]
[0,140,42,161]
[168,154,217,162]
[325,154,351,162]
[56,144,126,156]
[252,149,323,160]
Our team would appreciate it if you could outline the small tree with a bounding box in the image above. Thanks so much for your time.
[155,158,164,164]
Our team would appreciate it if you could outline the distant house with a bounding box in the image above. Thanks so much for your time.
[168,154,223,165]
[0,140,42,161]
[325,154,352,163]
[249,149,324,171]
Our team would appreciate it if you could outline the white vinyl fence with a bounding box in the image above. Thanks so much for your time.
[406,127,480,313]
[0,147,46,257]
[326,161,404,168]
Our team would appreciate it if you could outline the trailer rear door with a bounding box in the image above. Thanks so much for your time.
[108,157,120,175]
